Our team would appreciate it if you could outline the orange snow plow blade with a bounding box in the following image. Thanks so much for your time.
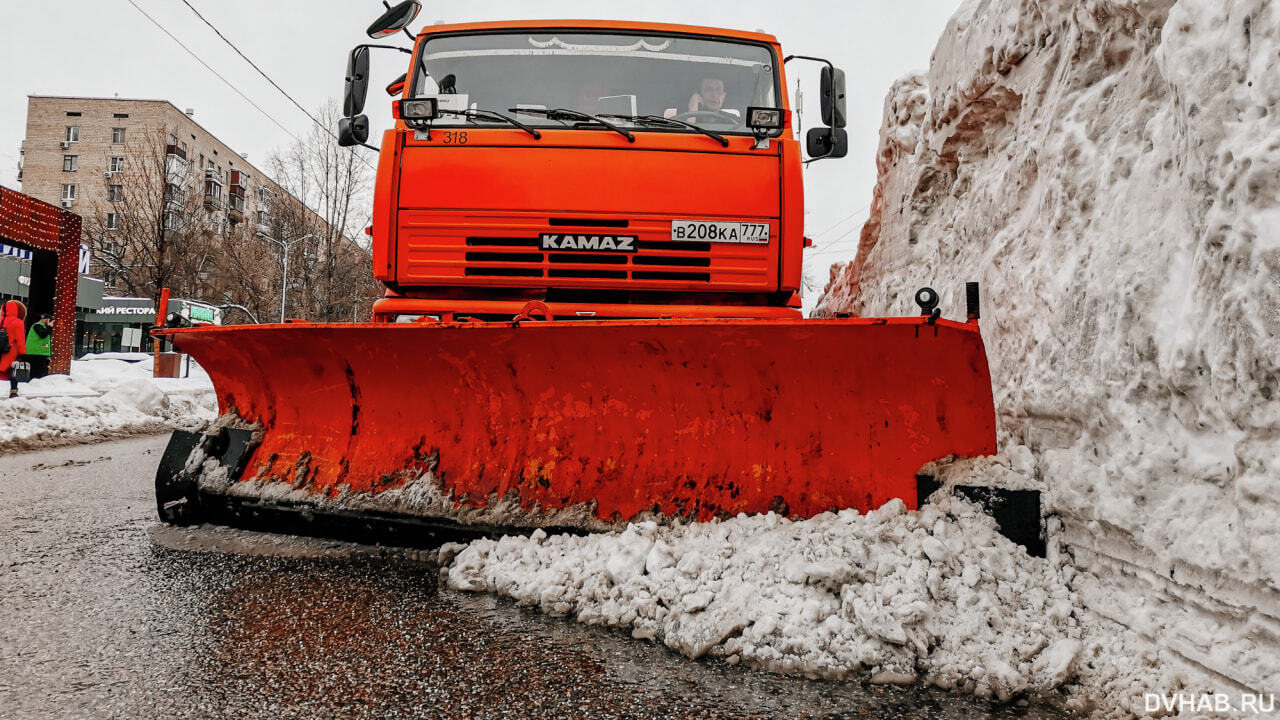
[158,316,995,534]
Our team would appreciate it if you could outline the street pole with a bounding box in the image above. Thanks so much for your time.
[272,233,316,322]
[279,243,289,322]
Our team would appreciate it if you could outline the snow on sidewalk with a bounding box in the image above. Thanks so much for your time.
[0,353,216,453]
[438,496,1195,717]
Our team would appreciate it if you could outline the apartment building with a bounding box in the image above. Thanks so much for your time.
[20,96,286,241]
[17,95,375,323]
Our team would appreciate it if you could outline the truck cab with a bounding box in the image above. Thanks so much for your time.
[342,17,846,322]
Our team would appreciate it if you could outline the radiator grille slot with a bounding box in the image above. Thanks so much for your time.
[465,267,543,277]
[548,218,629,228]
[466,237,539,247]
[638,240,711,252]
[547,253,628,265]
[633,271,711,281]
[466,251,543,263]
[632,255,710,267]
[549,268,628,279]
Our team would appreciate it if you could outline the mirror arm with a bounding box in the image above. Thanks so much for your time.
[784,54,842,157]
[783,54,836,123]
[783,54,835,74]
[380,0,416,41]
[356,43,412,55]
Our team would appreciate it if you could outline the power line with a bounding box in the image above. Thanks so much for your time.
[174,0,379,172]
[807,204,868,243]
[807,217,870,258]
[178,1,328,140]
[122,0,303,144]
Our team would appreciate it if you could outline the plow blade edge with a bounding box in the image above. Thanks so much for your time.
[162,317,996,529]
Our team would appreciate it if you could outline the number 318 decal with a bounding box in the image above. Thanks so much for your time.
[442,131,469,144]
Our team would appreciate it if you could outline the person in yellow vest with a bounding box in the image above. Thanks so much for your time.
[25,314,53,380]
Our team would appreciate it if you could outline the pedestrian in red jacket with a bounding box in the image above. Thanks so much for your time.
[1,299,28,398]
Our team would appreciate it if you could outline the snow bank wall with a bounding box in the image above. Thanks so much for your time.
[816,0,1279,694]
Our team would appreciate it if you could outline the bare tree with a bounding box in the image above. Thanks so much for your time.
[268,101,381,322]
[82,126,214,302]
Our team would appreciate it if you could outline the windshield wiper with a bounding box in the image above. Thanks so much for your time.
[440,108,541,139]
[598,114,729,148]
[508,107,635,142]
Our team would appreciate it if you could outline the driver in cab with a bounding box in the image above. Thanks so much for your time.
[667,76,740,124]
[687,76,727,113]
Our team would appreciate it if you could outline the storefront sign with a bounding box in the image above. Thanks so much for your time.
[84,298,157,324]
[98,306,157,316]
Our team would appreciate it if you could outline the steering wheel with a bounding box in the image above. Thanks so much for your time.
[670,110,742,127]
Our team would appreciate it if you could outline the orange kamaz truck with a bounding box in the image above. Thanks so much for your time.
[153,4,1000,546]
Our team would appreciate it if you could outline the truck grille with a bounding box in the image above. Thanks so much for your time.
[397,212,773,289]
[462,236,714,282]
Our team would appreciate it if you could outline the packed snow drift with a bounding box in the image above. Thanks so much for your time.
[815,0,1279,704]
[442,497,1195,714]
[0,353,215,452]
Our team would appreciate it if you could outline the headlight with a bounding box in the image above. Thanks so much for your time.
[399,98,439,120]
[746,106,784,130]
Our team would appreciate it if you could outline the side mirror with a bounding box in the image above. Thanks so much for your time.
[806,127,848,159]
[820,66,847,129]
[338,115,370,147]
[386,72,408,97]
[367,0,421,39]
[343,46,370,117]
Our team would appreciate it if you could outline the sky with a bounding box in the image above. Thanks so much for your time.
[0,0,962,309]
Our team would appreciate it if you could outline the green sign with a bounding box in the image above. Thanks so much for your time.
[189,305,216,322]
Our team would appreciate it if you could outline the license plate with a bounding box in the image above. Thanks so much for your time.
[671,220,770,244]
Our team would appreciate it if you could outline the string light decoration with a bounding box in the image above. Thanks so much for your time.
[0,186,82,375]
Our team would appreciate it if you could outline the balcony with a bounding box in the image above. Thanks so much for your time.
[230,170,247,189]
[165,144,187,161]
[204,168,222,185]
[164,184,186,209]
[256,222,272,239]
[227,192,245,221]
[203,192,223,211]
[165,155,189,185]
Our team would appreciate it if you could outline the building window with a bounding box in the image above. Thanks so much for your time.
[111,127,126,143]
[106,213,120,230]
[113,112,129,119]
[65,126,79,143]
[63,155,78,172]
[108,156,125,173]
[108,184,123,202]
[61,184,76,201]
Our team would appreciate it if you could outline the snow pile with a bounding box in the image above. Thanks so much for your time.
[816,0,1279,700]
[0,354,215,452]
[443,498,1190,711]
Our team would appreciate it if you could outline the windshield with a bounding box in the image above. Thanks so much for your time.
[412,31,778,135]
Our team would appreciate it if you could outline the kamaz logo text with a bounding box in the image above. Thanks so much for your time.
[540,234,637,253]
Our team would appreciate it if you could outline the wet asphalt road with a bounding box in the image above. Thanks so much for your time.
[0,435,1072,720]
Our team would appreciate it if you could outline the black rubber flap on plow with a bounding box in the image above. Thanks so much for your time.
[155,428,256,526]
[917,475,1045,557]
